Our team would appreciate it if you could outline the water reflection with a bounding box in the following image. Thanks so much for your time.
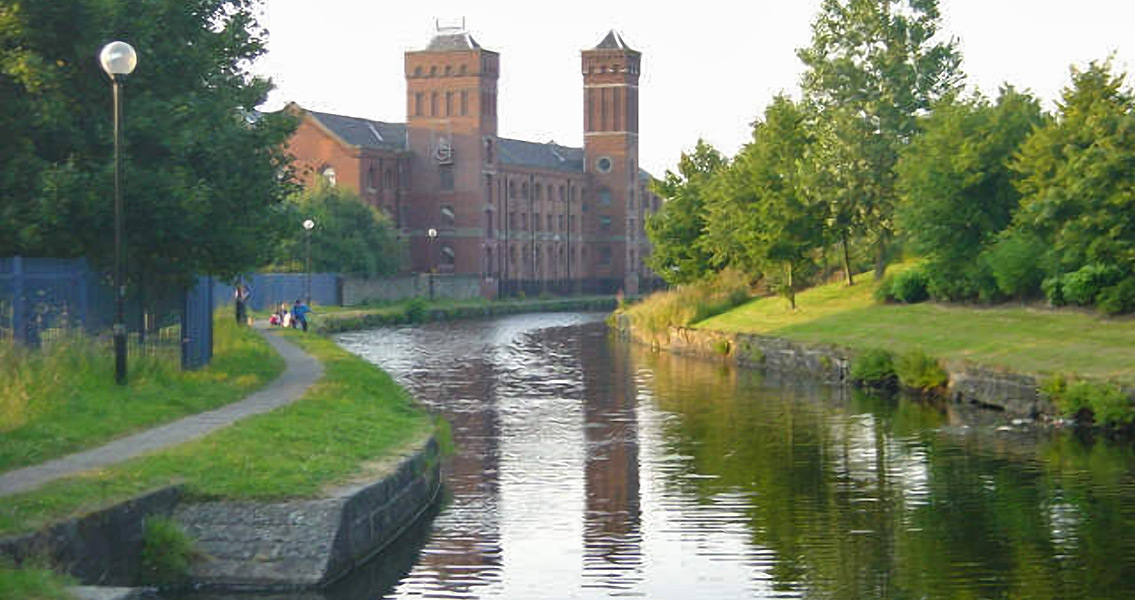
[280,314,1135,600]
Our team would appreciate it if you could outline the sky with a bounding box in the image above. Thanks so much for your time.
[250,0,1135,177]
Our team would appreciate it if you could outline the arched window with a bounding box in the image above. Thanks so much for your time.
[430,92,438,116]
[414,66,422,77]
[367,167,377,191]
[534,184,542,201]
[598,188,612,206]
[429,66,437,77]
[440,244,455,268]
[384,169,394,189]
[508,181,516,199]
[444,65,452,76]
[459,64,467,75]
[521,183,529,200]
[440,205,456,226]
[414,93,423,116]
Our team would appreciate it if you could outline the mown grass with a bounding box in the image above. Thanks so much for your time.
[0,330,432,537]
[0,562,73,600]
[696,268,1135,384]
[0,315,284,473]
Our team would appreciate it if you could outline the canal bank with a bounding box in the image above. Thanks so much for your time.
[313,296,618,334]
[610,314,1056,417]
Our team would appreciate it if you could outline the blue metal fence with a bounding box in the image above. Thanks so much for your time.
[0,256,214,369]
[213,273,341,312]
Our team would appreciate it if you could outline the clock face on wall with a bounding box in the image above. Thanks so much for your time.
[596,156,613,173]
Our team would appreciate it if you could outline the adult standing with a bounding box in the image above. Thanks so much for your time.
[234,283,251,325]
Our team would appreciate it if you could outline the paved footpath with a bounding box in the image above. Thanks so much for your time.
[0,325,322,497]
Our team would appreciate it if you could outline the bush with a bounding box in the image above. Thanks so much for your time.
[873,274,898,303]
[984,233,1046,300]
[1050,378,1134,427]
[1062,264,1123,306]
[891,268,930,304]
[893,348,948,391]
[405,298,427,323]
[850,348,896,385]
[141,517,197,585]
[1097,278,1135,315]
[1042,275,1066,307]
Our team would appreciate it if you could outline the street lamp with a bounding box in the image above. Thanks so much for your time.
[427,228,438,302]
[100,41,137,385]
[303,218,315,304]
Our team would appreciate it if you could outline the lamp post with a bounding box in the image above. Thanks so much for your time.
[303,219,315,304]
[100,41,137,385]
[427,228,438,301]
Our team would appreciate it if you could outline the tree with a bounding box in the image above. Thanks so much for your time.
[704,96,824,309]
[645,140,726,285]
[895,87,1044,300]
[798,0,963,279]
[275,183,403,278]
[1010,60,1135,282]
[0,0,295,289]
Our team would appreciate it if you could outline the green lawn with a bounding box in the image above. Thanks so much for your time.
[0,330,432,537]
[697,272,1135,384]
[0,316,284,473]
[0,563,73,600]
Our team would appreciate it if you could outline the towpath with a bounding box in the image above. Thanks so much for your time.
[0,325,322,497]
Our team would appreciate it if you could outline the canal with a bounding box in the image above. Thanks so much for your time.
[200,312,1135,599]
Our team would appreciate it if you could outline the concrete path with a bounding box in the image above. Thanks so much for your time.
[0,326,322,497]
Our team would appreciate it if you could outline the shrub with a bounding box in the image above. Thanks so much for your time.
[850,348,896,385]
[141,517,197,585]
[873,274,897,303]
[894,348,948,391]
[1051,379,1134,427]
[891,268,929,304]
[1097,278,1135,315]
[1062,264,1123,306]
[405,298,427,323]
[983,233,1046,300]
[1042,275,1066,307]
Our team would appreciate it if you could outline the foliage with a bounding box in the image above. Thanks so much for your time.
[798,0,963,277]
[624,269,751,334]
[141,517,196,585]
[0,0,297,287]
[850,348,896,385]
[0,313,282,472]
[873,266,929,304]
[1097,279,1135,316]
[896,88,1044,299]
[1048,377,1134,427]
[894,348,948,391]
[405,297,427,323]
[0,561,73,600]
[645,140,727,284]
[983,231,1047,301]
[1042,275,1066,307]
[1009,60,1135,302]
[703,96,824,309]
[1060,264,1123,306]
[273,182,402,277]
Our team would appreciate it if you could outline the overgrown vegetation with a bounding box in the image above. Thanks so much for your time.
[620,269,751,335]
[0,331,431,537]
[141,517,197,585]
[893,348,949,392]
[1044,375,1134,428]
[849,349,896,387]
[0,314,283,472]
[0,561,73,600]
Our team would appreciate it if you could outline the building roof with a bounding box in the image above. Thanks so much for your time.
[305,109,407,152]
[425,31,483,52]
[498,138,585,173]
[593,30,634,51]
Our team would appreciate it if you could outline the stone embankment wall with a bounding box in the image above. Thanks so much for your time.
[342,274,482,305]
[612,315,1054,417]
[175,436,441,591]
[318,297,618,334]
[0,486,184,586]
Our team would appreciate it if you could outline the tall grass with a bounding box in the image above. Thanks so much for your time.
[623,269,752,334]
[0,314,283,472]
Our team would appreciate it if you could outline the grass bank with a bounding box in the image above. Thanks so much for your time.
[0,330,432,537]
[313,296,616,333]
[694,272,1135,385]
[0,316,284,473]
[0,562,73,600]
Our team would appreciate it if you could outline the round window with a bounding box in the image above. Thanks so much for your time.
[596,157,613,173]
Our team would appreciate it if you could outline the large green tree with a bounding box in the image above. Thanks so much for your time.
[275,183,403,278]
[0,0,295,288]
[704,96,824,309]
[798,0,963,278]
[895,87,1044,300]
[1011,60,1135,278]
[645,140,726,285]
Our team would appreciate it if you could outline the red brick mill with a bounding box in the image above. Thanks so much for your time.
[285,26,661,298]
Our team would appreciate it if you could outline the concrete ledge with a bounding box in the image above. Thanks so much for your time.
[174,436,441,591]
[70,586,155,600]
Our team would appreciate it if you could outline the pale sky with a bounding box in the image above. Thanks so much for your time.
[251,0,1135,177]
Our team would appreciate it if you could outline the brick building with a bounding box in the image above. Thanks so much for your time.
[285,27,660,297]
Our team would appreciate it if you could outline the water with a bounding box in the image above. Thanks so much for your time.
[189,313,1135,599]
